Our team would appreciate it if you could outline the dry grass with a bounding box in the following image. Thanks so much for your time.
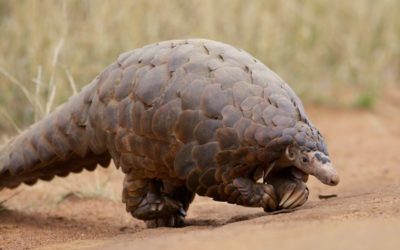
[0,0,399,135]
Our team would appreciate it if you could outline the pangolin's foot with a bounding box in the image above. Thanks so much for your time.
[232,177,278,212]
[267,168,309,209]
[145,213,186,228]
[131,192,186,228]
[123,178,194,228]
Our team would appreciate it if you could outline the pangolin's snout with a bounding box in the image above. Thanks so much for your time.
[327,174,340,186]
[314,162,340,186]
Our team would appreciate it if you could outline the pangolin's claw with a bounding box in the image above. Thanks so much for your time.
[178,207,187,217]
[261,185,278,211]
[288,188,309,209]
[278,183,296,207]
[278,182,309,209]
[281,184,304,208]
[267,171,309,210]
[262,193,278,212]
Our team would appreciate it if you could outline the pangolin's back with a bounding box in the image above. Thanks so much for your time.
[0,39,312,189]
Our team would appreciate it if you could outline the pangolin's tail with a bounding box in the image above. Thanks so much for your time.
[0,73,113,190]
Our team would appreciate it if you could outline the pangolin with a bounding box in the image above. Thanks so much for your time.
[0,39,339,227]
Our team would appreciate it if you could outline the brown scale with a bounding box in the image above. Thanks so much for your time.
[0,39,329,228]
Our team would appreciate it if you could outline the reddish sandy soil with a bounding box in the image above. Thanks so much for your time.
[1,104,400,250]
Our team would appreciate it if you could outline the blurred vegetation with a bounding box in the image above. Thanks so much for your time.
[0,0,399,135]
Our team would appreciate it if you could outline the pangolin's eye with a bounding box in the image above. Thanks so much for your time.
[301,156,309,164]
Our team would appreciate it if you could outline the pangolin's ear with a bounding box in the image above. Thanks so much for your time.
[285,146,295,161]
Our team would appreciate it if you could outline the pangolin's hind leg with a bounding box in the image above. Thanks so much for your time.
[122,176,194,228]
[145,181,195,228]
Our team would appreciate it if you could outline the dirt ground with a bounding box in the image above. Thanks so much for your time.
[1,104,400,250]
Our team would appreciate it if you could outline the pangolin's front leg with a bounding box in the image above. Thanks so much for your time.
[195,172,305,212]
[185,168,278,212]
[122,174,194,228]
[266,168,309,209]
[230,177,278,211]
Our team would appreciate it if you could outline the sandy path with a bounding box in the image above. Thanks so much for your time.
[37,182,400,250]
[1,105,400,250]
[42,218,400,250]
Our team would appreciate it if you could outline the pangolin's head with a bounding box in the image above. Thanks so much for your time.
[284,144,339,186]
